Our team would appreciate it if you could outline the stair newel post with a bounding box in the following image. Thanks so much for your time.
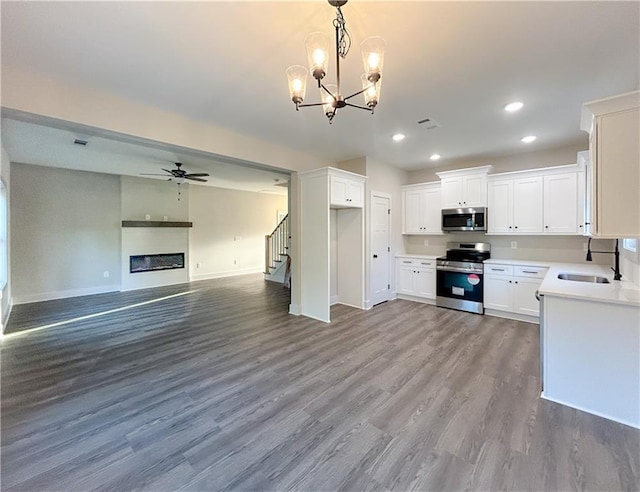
[265,234,270,274]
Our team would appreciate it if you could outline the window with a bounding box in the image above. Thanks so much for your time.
[0,181,6,289]
[622,238,637,253]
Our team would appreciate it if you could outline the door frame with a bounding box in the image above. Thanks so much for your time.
[368,190,392,308]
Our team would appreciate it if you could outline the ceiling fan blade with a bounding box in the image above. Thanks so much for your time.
[184,173,210,177]
[186,177,208,182]
[140,173,171,176]
[162,168,175,174]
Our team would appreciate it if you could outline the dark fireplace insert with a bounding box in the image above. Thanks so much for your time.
[130,253,185,273]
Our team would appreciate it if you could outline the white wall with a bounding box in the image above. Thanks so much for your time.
[407,143,587,184]
[11,163,121,303]
[3,66,327,174]
[404,233,613,265]
[1,145,12,331]
[189,185,287,280]
[121,176,189,221]
[361,157,409,304]
[621,240,640,286]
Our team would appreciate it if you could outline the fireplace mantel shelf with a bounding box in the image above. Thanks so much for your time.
[122,221,193,228]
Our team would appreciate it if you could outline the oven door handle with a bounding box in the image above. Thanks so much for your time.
[436,265,483,274]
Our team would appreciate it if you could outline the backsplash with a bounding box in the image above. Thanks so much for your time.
[403,233,615,265]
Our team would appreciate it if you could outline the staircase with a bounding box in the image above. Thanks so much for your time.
[264,214,290,285]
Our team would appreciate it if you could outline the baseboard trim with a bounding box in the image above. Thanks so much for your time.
[289,303,301,315]
[396,294,436,305]
[191,268,263,282]
[13,285,121,305]
[1,299,13,334]
[485,309,539,324]
[541,392,639,430]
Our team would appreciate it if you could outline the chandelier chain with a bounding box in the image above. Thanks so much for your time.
[333,6,351,59]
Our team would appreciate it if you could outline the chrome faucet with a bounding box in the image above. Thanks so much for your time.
[586,238,622,281]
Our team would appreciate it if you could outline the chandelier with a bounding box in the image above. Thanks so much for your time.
[286,0,386,123]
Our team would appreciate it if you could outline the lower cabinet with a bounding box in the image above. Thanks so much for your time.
[484,264,548,319]
[397,257,436,300]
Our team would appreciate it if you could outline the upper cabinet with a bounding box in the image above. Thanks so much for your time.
[436,166,493,208]
[487,165,583,235]
[581,91,640,238]
[402,182,442,234]
[329,172,365,208]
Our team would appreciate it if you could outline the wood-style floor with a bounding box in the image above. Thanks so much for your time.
[2,274,638,491]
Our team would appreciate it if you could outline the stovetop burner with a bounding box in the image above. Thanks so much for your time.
[438,242,491,264]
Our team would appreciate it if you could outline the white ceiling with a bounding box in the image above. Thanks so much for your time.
[1,1,639,175]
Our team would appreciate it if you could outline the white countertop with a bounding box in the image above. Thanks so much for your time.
[537,262,640,307]
[395,254,440,260]
[484,258,552,268]
[488,258,639,306]
[398,253,640,306]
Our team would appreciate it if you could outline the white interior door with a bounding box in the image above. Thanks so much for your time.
[371,193,391,306]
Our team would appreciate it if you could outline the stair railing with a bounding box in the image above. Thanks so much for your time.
[264,214,289,274]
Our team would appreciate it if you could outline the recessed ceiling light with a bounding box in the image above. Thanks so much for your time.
[521,135,537,143]
[505,102,524,112]
[430,154,441,161]
[392,133,405,142]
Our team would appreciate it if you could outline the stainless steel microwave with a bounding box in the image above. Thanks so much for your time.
[442,207,487,232]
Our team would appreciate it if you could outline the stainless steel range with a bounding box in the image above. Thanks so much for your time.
[436,242,491,314]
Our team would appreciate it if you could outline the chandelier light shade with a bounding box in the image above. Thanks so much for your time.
[360,36,386,83]
[286,0,386,123]
[305,32,330,81]
[286,65,309,106]
[361,74,381,109]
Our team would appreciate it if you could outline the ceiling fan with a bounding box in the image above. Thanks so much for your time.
[141,162,209,183]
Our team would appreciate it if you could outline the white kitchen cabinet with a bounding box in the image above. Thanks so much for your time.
[484,263,547,320]
[581,91,640,238]
[543,172,578,234]
[402,182,442,234]
[487,175,543,234]
[487,166,584,236]
[299,167,366,323]
[436,166,492,208]
[514,176,543,234]
[396,257,436,300]
[487,179,513,233]
[330,175,364,208]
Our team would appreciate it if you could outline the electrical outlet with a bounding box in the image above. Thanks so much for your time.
[145,214,151,221]
[103,271,110,278]
[423,239,429,246]
[511,241,518,249]
[196,263,201,269]
[234,259,237,265]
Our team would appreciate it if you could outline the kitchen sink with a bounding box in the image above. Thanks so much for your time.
[557,273,610,284]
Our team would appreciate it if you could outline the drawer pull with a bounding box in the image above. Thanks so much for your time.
[403,261,412,264]
[491,268,505,271]
[521,270,539,274]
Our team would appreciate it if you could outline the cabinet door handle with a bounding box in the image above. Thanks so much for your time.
[579,224,583,228]
[515,281,519,284]
[492,268,505,271]
[509,280,512,283]
[373,254,378,258]
[509,226,512,229]
[515,226,518,229]
[545,225,549,229]
[522,270,538,274]
[403,261,412,264]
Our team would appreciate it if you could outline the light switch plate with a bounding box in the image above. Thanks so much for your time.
[511,241,517,249]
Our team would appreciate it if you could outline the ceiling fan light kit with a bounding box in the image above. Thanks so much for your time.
[286,0,386,123]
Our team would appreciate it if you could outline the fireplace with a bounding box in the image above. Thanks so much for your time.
[130,253,185,274]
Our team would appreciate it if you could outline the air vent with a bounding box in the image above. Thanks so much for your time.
[417,118,441,130]
[74,139,88,146]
